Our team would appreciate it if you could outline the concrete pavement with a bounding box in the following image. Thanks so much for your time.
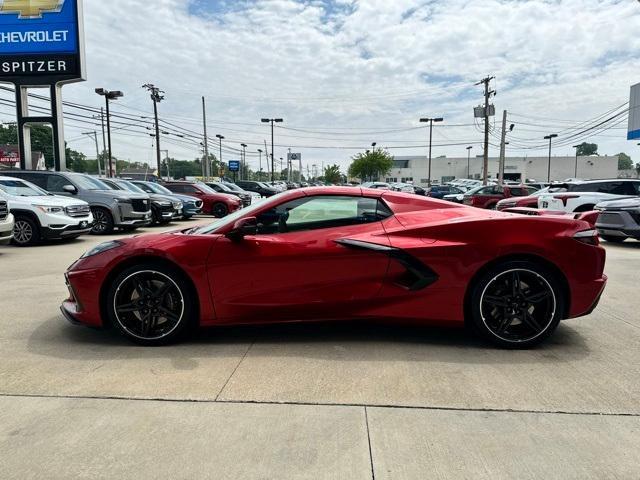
[0,223,638,479]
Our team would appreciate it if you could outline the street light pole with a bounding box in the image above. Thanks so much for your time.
[95,88,124,178]
[240,143,247,180]
[544,134,558,183]
[420,117,443,187]
[216,135,224,178]
[466,146,473,179]
[261,118,283,182]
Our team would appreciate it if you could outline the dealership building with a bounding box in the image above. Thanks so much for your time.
[380,154,620,185]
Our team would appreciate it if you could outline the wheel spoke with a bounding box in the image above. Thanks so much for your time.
[511,271,521,296]
[158,306,181,322]
[484,295,508,307]
[497,313,514,334]
[152,281,173,301]
[525,291,551,303]
[116,302,142,314]
[521,310,543,332]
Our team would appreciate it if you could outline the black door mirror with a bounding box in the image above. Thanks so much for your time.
[63,184,77,194]
[226,216,258,241]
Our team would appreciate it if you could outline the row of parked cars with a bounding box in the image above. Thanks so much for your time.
[0,170,269,247]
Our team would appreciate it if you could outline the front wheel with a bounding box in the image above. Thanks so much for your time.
[106,264,195,345]
[468,261,564,348]
[212,202,229,218]
[12,216,40,246]
[91,208,114,235]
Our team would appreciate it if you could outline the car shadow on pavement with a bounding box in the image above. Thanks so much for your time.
[27,314,591,365]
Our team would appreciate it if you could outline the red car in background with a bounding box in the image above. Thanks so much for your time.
[163,181,242,217]
[464,184,539,209]
[61,187,607,349]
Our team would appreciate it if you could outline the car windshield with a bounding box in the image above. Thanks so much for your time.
[193,191,288,234]
[116,180,146,194]
[195,183,218,194]
[143,182,173,195]
[209,182,232,192]
[223,182,244,192]
[0,179,51,197]
[71,174,111,191]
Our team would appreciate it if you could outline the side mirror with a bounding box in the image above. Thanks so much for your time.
[63,184,77,194]
[226,216,258,241]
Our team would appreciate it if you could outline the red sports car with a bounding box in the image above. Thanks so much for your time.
[62,187,607,348]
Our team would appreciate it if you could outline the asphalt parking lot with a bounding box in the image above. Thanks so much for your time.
[0,222,639,480]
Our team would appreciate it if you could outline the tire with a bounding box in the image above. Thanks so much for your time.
[106,263,195,346]
[91,208,114,235]
[601,235,626,244]
[12,215,40,247]
[468,260,565,349]
[212,202,229,218]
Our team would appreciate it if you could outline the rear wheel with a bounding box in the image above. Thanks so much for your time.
[601,235,626,244]
[12,216,40,246]
[212,202,229,218]
[106,264,195,346]
[91,208,114,234]
[469,261,564,348]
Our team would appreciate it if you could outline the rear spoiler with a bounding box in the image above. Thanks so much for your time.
[503,207,599,227]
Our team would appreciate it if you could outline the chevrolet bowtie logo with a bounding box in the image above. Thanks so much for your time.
[0,0,65,19]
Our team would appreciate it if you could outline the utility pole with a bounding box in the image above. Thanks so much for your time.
[142,84,165,179]
[475,76,495,185]
[544,134,558,182]
[419,117,444,187]
[216,135,224,175]
[202,97,210,180]
[498,110,507,185]
[83,131,101,176]
[257,149,263,180]
[261,118,284,182]
[288,148,292,182]
[572,144,580,179]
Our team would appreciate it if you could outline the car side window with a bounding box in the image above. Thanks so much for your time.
[18,173,46,189]
[46,175,70,193]
[167,185,184,193]
[183,185,199,194]
[256,196,391,234]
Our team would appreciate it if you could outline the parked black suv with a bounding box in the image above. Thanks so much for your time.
[235,180,277,197]
[205,182,252,207]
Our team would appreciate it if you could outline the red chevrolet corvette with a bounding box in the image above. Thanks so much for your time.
[62,187,607,348]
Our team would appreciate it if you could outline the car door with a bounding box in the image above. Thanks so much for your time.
[207,194,392,322]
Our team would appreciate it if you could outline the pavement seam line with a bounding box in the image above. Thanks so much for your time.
[0,393,638,418]
[364,406,376,480]
[214,339,255,401]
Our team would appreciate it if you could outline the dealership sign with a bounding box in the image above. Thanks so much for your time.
[228,160,240,172]
[0,0,85,81]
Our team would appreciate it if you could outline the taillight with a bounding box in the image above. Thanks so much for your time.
[553,194,580,207]
[573,229,599,246]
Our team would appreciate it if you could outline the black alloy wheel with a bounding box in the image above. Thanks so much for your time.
[12,216,39,246]
[91,208,114,235]
[212,202,229,218]
[470,261,564,348]
[107,265,194,345]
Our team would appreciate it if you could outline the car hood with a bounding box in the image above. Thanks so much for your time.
[147,193,180,204]
[96,190,149,201]
[596,196,640,210]
[4,193,89,207]
[168,193,201,204]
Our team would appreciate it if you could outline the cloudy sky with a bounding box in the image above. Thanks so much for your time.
[2,0,640,172]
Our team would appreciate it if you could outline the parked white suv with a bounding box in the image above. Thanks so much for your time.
[537,179,640,213]
[0,199,14,245]
[0,176,94,246]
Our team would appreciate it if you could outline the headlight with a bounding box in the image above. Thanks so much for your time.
[154,201,172,207]
[81,240,123,259]
[173,202,183,209]
[115,198,132,204]
[33,205,65,214]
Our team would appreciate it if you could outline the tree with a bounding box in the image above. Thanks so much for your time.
[323,164,342,184]
[617,152,632,170]
[576,142,598,156]
[348,148,394,182]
